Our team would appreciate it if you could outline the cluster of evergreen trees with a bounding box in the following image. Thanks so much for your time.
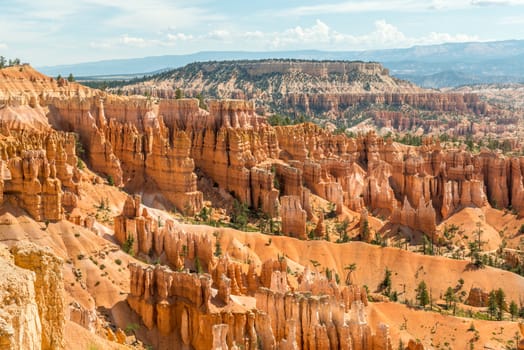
[0,56,21,68]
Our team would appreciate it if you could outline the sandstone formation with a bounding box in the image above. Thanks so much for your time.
[466,287,489,307]
[285,92,489,117]
[2,64,524,350]
[114,194,214,271]
[0,131,80,222]
[0,242,65,350]
[11,241,66,350]
[4,65,524,236]
[0,247,41,350]
[280,196,307,239]
[127,262,392,350]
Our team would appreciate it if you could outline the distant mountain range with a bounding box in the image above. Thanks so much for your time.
[38,40,524,88]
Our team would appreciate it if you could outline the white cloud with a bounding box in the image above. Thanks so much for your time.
[271,20,333,48]
[0,43,7,50]
[120,35,147,47]
[88,31,196,49]
[85,19,481,52]
[167,33,194,42]
[280,0,524,16]
[248,19,479,50]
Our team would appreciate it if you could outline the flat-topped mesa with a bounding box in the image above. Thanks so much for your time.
[130,60,421,102]
[240,60,389,78]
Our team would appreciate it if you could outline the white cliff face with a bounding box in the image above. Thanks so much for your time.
[0,242,66,350]
[0,251,42,350]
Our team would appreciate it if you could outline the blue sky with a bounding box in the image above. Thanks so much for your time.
[1,0,524,66]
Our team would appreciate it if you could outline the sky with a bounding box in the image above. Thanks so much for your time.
[1,0,524,66]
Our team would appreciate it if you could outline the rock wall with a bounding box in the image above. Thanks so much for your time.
[0,242,65,350]
[128,262,392,350]
[0,246,41,350]
[280,196,307,239]
[0,131,82,222]
[273,124,524,233]
[114,194,214,271]
[11,242,65,350]
[285,92,489,116]
[4,64,524,235]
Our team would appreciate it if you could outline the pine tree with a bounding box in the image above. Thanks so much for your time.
[495,288,506,321]
[487,290,497,320]
[444,287,455,310]
[509,300,518,321]
[379,268,392,297]
[67,73,75,82]
[416,281,430,308]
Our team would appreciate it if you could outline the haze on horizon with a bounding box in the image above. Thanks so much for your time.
[2,0,524,66]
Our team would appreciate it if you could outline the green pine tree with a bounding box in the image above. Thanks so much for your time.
[509,300,518,321]
[495,288,506,321]
[416,281,430,308]
[487,290,497,320]
[444,287,455,310]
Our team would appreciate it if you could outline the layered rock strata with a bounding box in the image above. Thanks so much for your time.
[0,242,65,350]
[127,262,392,350]
[3,65,524,236]
[114,195,213,271]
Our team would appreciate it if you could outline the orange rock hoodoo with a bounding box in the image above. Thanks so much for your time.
[3,87,524,237]
[4,66,524,236]
[285,92,489,117]
[0,131,80,222]
[113,193,391,349]
[126,250,392,350]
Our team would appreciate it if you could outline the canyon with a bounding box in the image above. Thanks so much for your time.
[115,60,523,149]
[0,64,523,349]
